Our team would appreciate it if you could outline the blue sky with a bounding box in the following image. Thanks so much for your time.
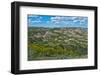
[28,14,88,28]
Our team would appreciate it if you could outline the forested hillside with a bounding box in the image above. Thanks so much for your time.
[28,27,88,61]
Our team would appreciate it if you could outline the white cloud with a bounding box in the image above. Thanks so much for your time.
[50,16,65,24]
[29,19,41,23]
[51,16,62,20]
[73,20,79,23]
[71,17,88,25]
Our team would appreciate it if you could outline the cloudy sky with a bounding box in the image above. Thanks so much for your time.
[28,14,88,28]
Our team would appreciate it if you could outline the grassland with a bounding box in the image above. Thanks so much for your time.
[28,27,88,61]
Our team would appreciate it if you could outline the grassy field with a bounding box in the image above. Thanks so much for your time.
[28,27,88,61]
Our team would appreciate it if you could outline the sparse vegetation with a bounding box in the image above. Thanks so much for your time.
[28,27,88,61]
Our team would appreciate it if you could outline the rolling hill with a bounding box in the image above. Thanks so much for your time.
[28,27,88,60]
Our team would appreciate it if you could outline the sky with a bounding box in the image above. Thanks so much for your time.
[28,14,88,28]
